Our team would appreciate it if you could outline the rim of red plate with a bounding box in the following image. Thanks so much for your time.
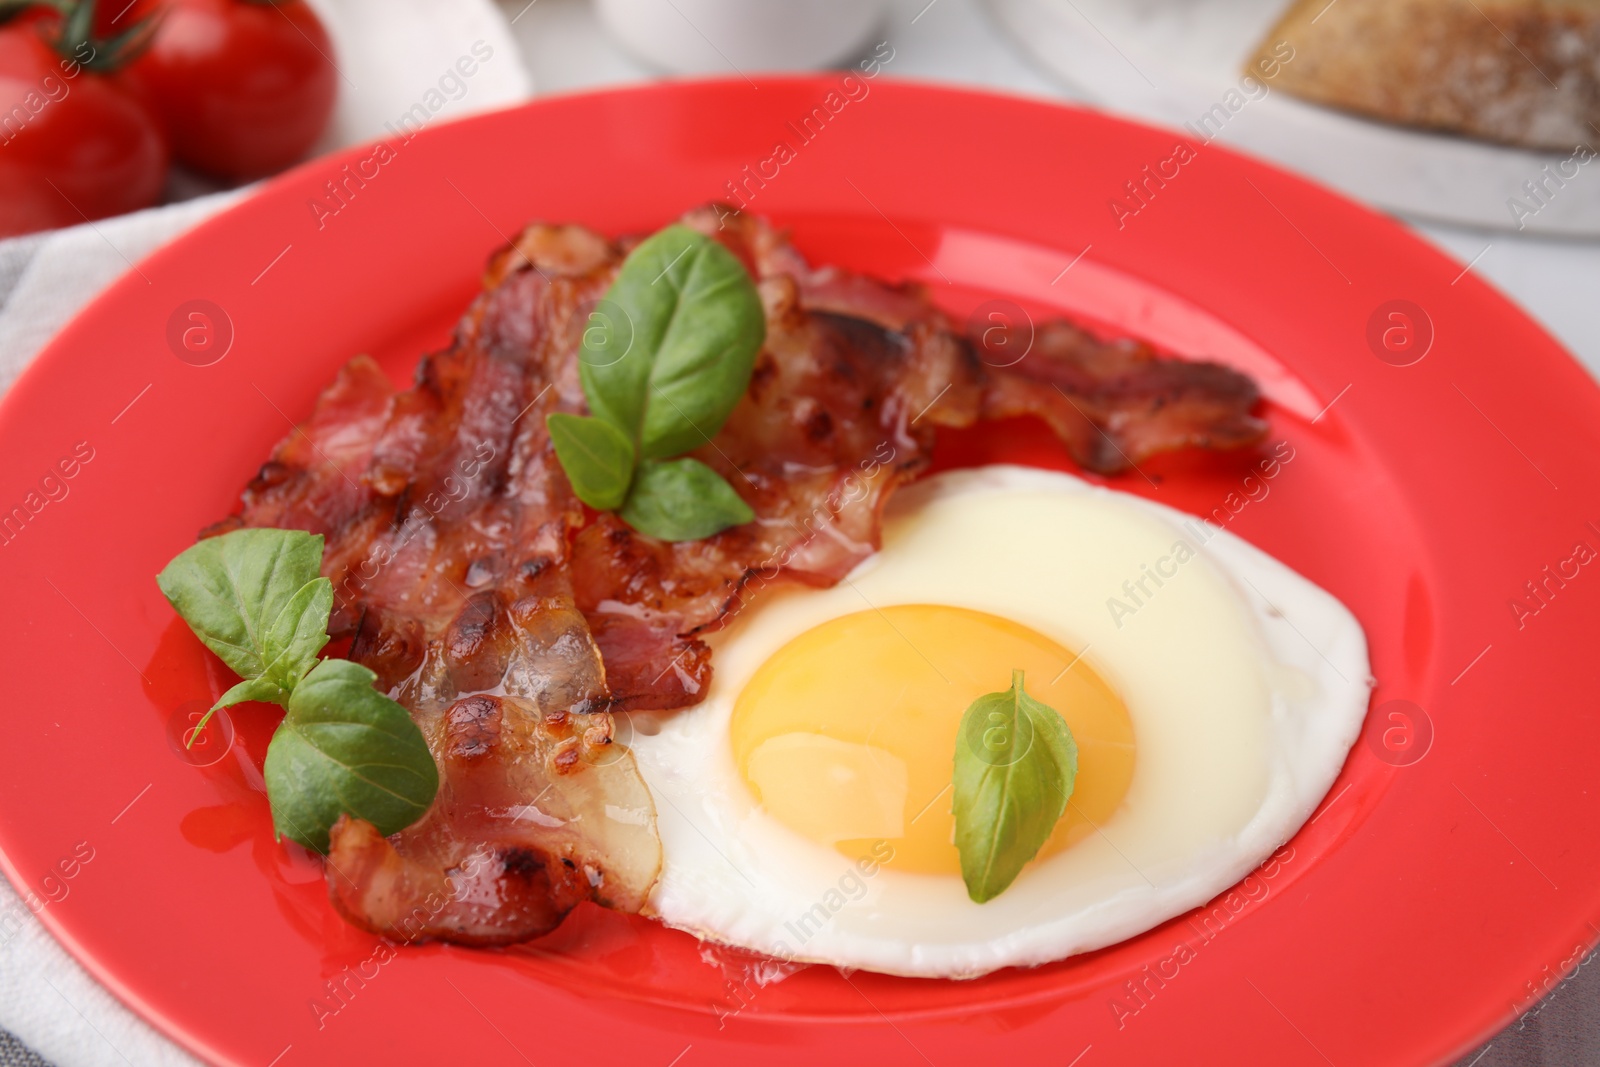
[0,76,1595,1067]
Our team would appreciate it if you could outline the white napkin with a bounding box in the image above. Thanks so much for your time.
[0,2,530,1063]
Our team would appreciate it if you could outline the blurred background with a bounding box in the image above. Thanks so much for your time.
[0,1,1595,1065]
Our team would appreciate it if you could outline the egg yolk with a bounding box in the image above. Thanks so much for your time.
[730,605,1136,876]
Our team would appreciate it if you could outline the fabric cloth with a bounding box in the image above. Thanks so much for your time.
[0,1030,51,1067]
[0,1,530,1064]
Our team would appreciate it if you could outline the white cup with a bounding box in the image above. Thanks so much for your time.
[595,0,891,74]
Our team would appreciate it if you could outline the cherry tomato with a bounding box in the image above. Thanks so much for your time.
[0,20,167,237]
[133,0,336,180]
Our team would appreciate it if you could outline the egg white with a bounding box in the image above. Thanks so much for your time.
[627,465,1371,978]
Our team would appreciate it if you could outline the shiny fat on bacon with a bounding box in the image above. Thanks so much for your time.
[208,205,1265,946]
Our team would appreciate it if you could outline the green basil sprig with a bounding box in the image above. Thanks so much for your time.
[154,528,334,709]
[549,224,763,541]
[157,529,439,853]
[547,412,634,512]
[619,457,757,542]
[952,669,1079,903]
[261,658,438,853]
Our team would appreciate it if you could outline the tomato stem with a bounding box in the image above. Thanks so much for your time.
[41,0,162,72]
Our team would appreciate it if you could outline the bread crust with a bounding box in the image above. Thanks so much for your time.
[1252,0,1600,149]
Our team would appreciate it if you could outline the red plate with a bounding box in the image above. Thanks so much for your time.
[1,78,1596,1067]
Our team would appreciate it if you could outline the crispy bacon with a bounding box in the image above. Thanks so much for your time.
[218,223,660,945]
[976,319,1268,473]
[211,204,1264,945]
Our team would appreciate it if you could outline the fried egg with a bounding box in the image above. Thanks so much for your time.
[626,465,1370,978]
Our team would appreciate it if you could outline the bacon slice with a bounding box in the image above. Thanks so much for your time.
[976,319,1268,473]
[210,204,1264,946]
[569,206,1265,711]
[218,225,660,945]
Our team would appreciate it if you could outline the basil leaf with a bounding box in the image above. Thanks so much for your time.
[260,577,333,692]
[619,458,755,542]
[159,528,438,836]
[156,528,327,683]
[179,676,288,751]
[952,669,1079,903]
[579,224,765,461]
[547,412,635,511]
[262,658,438,854]
[213,676,291,711]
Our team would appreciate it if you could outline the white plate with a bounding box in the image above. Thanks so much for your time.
[988,0,1600,236]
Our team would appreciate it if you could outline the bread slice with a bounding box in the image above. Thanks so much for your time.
[1251,0,1600,150]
